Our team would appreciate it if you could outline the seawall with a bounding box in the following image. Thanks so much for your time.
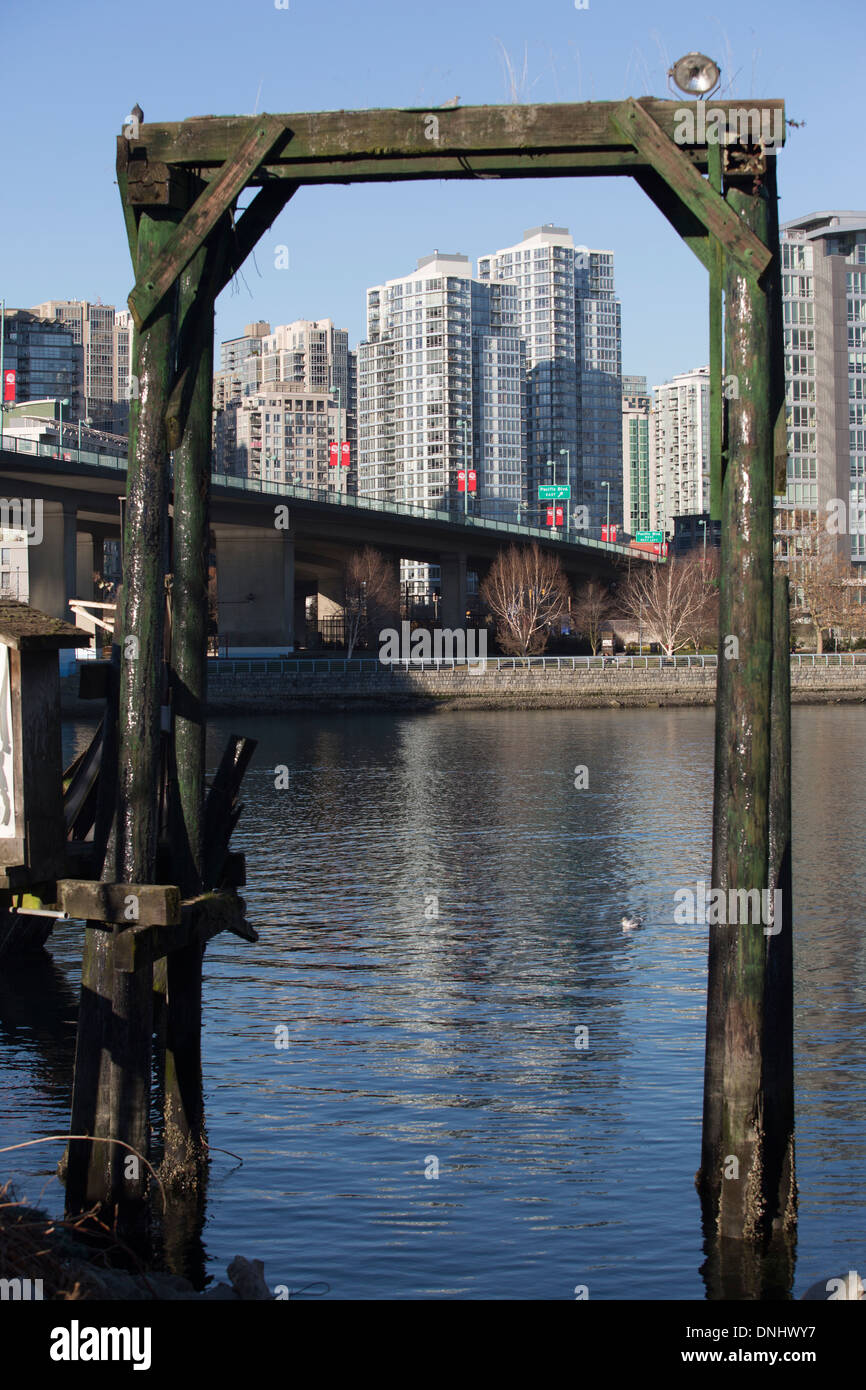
[60,660,866,716]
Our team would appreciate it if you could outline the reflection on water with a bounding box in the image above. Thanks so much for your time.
[0,707,864,1298]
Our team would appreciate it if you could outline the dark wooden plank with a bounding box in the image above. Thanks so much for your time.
[128,116,286,328]
[65,924,116,1214]
[203,735,256,889]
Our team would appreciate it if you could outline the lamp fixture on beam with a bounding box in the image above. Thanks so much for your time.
[668,53,721,99]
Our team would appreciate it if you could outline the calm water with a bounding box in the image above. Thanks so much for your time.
[1,706,864,1299]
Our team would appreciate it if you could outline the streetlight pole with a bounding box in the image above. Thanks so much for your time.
[601,479,610,541]
[699,517,707,564]
[58,396,69,456]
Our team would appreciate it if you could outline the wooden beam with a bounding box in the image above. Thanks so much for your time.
[612,99,773,281]
[128,116,287,328]
[113,891,254,972]
[229,151,663,185]
[133,100,785,174]
[57,879,182,925]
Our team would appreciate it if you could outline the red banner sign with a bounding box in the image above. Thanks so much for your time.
[601,524,618,542]
[329,441,338,467]
[340,441,350,467]
[629,539,668,556]
[457,469,477,494]
[2,369,15,403]
[546,505,564,526]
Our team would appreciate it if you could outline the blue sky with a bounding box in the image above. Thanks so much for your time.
[0,0,859,390]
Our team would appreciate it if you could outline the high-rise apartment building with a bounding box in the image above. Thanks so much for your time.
[621,375,653,536]
[112,309,132,435]
[776,212,866,567]
[260,319,355,480]
[30,299,118,429]
[652,366,710,533]
[214,386,348,493]
[260,319,349,396]
[575,248,623,532]
[358,251,524,513]
[358,250,525,600]
[0,309,83,417]
[213,321,270,413]
[478,225,622,533]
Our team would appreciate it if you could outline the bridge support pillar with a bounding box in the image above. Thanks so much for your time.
[213,523,295,654]
[28,500,77,620]
[76,532,95,599]
[439,551,468,630]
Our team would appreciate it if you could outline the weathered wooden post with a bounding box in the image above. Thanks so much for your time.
[697,153,796,1247]
[109,192,182,1211]
[162,227,220,1182]
[764,573,796,1225]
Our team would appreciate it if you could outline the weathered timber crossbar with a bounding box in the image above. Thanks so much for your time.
[51,94,792,1261]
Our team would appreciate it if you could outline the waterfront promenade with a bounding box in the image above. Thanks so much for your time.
[61,652,866,715]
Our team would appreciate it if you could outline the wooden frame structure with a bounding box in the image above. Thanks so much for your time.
[63,97,794,1266]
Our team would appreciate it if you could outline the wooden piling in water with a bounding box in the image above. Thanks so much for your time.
[92,203,178,1215]
[765,573,796,1230]
[162,231,218,1182]
[698,162,794,1243]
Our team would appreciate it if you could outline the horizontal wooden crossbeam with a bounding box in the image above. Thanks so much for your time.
[57,879,181,926]
[127,99,785,186]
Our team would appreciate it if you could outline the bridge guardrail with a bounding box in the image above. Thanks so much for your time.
[0,430,651,557]
[204,652,866,677]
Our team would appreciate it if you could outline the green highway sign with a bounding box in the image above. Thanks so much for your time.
[538,484,571,500]
[635,530,664,543]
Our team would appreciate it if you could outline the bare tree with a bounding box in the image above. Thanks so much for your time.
[680,550,720,653]
[480,543,571,655]
[342,547,400,659]
[783,525,866,651]
[617,552,709,657]
[571,578,611,654]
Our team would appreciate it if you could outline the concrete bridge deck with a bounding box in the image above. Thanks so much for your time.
[0,433,654,650]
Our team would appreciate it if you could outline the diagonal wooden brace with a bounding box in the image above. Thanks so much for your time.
[163,182,300,446]
[127,115,288,329]
[611,98,772,282]
[634,167,711,271]
[217,180,299,298]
